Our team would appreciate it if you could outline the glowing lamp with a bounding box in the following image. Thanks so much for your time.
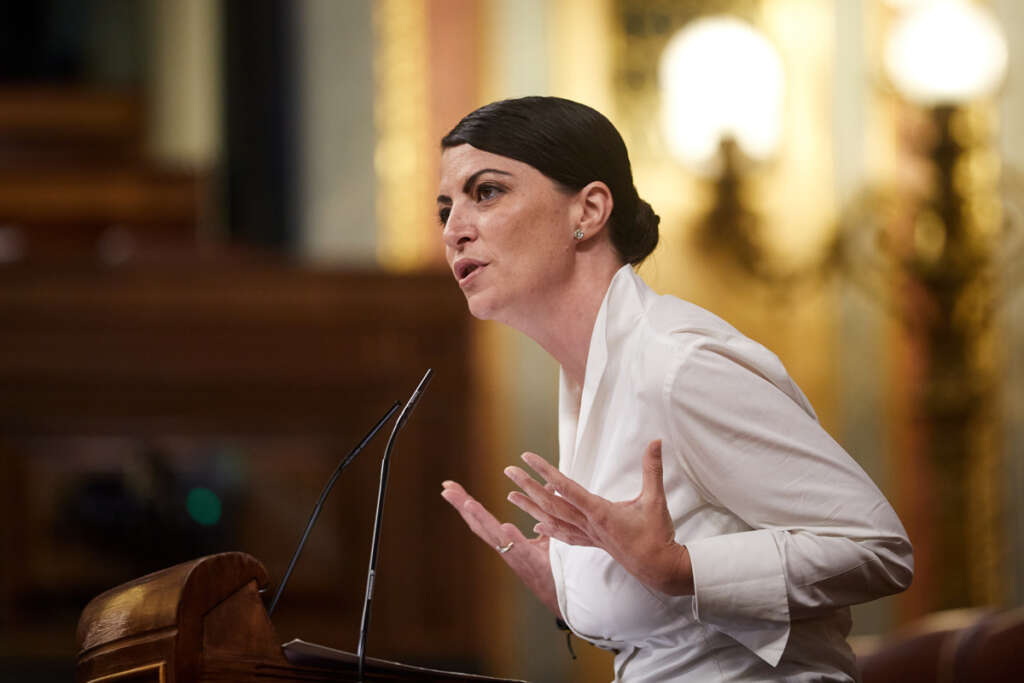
[884,0,1008,106]
[658,16,785,171]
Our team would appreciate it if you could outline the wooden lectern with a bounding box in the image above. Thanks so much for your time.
[76,552,525,683]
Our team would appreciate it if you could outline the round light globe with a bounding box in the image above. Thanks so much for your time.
[884,0,1008,106]
[659,16,785,171]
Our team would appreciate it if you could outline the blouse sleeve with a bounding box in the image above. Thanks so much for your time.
[662,336,913,667]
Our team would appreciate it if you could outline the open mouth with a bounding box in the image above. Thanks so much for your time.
[455,260,486,282]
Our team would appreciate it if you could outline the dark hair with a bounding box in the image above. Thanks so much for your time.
[441,96,659,266]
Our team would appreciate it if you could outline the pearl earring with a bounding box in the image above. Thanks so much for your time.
[573,228,584,241]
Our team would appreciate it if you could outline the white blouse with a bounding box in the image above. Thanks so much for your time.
[548,266,913,682]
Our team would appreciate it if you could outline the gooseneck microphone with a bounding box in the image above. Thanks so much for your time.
[356,369,433,681]
[267,400,402,618]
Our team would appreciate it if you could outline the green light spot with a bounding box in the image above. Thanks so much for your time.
[187,487,222,526]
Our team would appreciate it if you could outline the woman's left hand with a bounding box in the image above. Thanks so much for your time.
[504,439,694,596]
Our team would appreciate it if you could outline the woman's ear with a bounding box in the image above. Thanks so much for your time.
[574,181,614,242]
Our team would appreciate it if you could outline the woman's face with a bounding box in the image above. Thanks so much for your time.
[438,144,579,325]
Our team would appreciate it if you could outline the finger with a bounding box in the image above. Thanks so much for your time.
[500,522,529,546]
[504,466,563,507]
[440,483,470,509]
[441,492,489,540]
[521,452,602,513]
[534,521,593,547]
[507,490,556,525]
[461,499,507,544]
[441,485,538,557]
[535,521,591,545]
[440,480,474,508]
[508,491,589,539]
[495,524,540,564]
[505,465,588,528]
[441,486,506,549]
[641,439,667,502]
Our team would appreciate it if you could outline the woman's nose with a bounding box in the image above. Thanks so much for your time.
[442,207,476,249]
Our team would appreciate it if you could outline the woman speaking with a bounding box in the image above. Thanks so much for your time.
[437,96,912,682]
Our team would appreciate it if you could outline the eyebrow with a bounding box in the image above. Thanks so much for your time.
[436,167,514,204]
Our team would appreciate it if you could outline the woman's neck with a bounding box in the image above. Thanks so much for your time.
[511,257,623,389]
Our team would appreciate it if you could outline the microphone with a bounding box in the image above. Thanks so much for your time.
[356,369,433,681]
[266,400,402,617]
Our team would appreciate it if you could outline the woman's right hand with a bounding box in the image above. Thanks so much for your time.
[441,480,561,617]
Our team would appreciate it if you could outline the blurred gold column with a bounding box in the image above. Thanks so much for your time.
[374,0,433,270]
[871,0,1009,614]
[919,104,1005,608]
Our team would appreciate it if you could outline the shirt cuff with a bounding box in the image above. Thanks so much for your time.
[687,530,791,666]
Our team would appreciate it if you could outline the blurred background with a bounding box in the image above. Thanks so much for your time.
[0,0,1022,681]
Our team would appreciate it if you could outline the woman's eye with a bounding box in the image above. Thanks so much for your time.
[476,184,501,201]
[438,207,451,226]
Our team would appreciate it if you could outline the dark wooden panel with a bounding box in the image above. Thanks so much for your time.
[0,262,490,672]
[0,87,144,165]
[0,167,199,228]
[0,264,467,434]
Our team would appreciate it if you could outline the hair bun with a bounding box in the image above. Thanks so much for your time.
[623,197,660,265]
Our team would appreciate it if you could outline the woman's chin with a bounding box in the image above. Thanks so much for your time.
[465,292,502,322]
[466,300,495,321]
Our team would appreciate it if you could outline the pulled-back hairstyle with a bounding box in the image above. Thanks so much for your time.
[441,96,659,266]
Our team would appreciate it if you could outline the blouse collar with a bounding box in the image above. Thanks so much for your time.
[558,265,648,472]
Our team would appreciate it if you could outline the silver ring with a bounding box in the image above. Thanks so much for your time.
[497,541,514,554]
